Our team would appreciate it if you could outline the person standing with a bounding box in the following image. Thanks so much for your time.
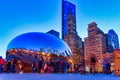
[0,56,5,73]
[6,60,11,73]
[10,59,16,73]
[38,58,43,73]
[32,62,35,73]
[106,62,111,74]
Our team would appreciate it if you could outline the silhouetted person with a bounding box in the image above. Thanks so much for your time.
[0,57,5,73]
[32,62,35,73]
[106,62,111,74]
[10,60,16,73]
[38,58,43,73]
[6,60,11,73]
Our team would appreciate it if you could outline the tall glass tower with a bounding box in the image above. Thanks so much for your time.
[108,29,119,52]
[62,0,76,39]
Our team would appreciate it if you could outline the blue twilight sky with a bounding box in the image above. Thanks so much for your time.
[0,0,120,58]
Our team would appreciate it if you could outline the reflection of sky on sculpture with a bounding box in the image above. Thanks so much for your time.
[7,32,72,56]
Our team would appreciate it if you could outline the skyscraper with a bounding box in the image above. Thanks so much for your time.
[62,0,76,39]
[62,0,83,64]
[108,29,119,52]
[84,22,107,72]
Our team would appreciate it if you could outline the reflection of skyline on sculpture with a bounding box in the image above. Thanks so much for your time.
[0,0,120,58]
[7,32,72,57]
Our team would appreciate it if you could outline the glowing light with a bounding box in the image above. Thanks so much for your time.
[20,71,23,74]
[42,52,45,55]
[25,50,29,53]
[11,52,14,54]
[19,65,22,69]
[30,50,34,53]
[47,54,50,56]
[68,59,73,63]
[18,60,21,63]
[36,52,39,54]
[98,60,101,63]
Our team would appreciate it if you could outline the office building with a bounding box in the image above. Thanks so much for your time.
[84,22,107,72]
[62,0,83,63]
[62,0,76,39]
[108,29,119,52]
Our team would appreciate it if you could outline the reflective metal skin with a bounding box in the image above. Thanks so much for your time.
[7,32,72,57]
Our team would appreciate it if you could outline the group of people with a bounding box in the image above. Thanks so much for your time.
[102,59,111,74]
[0,56,113,74]
[74,60,85,74]
[31,57,72,73]
[0,57,17,73]
[0,56,73,73]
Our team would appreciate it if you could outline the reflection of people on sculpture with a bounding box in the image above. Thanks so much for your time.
[32,62,35,73]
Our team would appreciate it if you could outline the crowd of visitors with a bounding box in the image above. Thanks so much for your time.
[0,57,17,73]
[0,56,85,74]
[102,58,111,74]
[0,56,112,74]
[31,57,73,73]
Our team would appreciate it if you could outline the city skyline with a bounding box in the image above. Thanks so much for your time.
[0,0,120,58]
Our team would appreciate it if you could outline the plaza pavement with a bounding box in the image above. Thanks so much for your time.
[0,73,120,80]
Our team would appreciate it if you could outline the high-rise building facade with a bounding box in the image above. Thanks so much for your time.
[84,22,107,72]
[62,0,76,39]
[113,49,120,75]
[64,33,83,63]
[108,29,119,52]
[84,37,89,68]
[62,0,83,63]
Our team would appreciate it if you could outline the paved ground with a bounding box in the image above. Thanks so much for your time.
[0,73,120,80]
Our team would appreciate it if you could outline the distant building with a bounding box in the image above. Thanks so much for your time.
[84,37,90,68]
[84,22,107,72]
[113,49,120,75]
[62,0,76,39]
[104,33,109,51]
[82,41,84,56]
[47,30,60,38]
[108,29,119,52]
